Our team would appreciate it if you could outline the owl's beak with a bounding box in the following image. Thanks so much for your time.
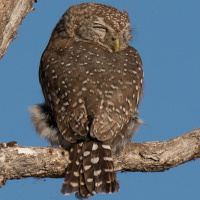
[113,39,119,52]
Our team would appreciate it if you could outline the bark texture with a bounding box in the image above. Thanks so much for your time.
[0,0,36,60]
[0,127,199,188]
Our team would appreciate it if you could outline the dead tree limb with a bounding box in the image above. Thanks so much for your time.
[0,127,199,188]
[0,0,36,60]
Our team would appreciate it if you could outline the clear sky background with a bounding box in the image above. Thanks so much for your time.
[0,0,200,199]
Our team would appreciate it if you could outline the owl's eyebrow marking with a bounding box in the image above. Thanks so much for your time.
[93,23,108,31]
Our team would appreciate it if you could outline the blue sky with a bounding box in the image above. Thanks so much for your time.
[0,0,200,199]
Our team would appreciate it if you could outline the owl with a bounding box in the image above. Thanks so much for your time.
[30,2,143,199]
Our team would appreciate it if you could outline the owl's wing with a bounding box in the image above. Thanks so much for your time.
[39,39,91,143]
[90,108,122,141]
[90,46,143,142]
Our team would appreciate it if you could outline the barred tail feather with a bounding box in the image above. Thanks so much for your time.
[100,141,119,194]
[61,141,119,199]
[61,143,82,195]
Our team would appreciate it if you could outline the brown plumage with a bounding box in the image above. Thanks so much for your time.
[30,2,143,198]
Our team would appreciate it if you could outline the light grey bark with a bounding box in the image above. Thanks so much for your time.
[0,0,36,60]
[0,127,199,188]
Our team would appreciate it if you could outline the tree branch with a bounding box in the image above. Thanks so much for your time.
[0,0,36,60]
[0,127,199,188]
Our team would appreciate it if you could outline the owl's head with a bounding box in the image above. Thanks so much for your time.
[53,3,132,52]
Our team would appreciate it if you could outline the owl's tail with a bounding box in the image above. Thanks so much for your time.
[61,140,119,198]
